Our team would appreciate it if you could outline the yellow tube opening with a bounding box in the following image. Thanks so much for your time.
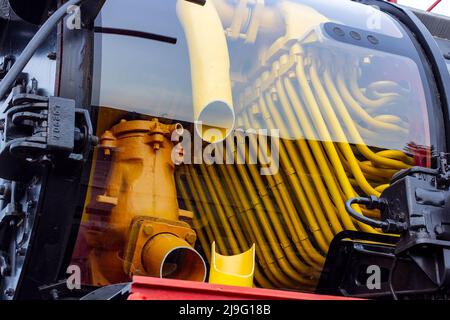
[196,100,235,143]
[142,233,206,282]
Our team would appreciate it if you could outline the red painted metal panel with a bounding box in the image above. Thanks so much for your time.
[128,276,358,300]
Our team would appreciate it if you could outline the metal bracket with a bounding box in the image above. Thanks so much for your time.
[0,92,97,181]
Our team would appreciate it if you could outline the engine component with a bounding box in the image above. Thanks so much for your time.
[83,119,206,285]
[177,0,235,143]
[0,82,97,299]
[209,241,256,288]
[13,0,443,299]
[346,152,450,253]
[319,153,450,298]
[0,91,97,181]
[176,0,423,290]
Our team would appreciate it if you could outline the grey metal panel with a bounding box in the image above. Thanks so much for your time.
[412,9,450,40]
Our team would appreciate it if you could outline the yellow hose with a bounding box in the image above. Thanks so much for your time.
[309,61,382,197]
[261,93,344,234]
[230,135,321,281]
[178,170,276,288]
[347,66,404,109]
[323,65,412,171]
[243,111,328,266]
[255,97,341,239]
[174,43,418,291]
[336,70,409,136]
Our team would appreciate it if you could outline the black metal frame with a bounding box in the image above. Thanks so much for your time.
[0,0,104,300]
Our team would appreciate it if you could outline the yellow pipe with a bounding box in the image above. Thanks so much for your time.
[280,74,361,231]
[182,165,274,287]
[209,242,256,288]
[261,93,344,235]
[308,61,381,197]
[212,0,283,40]
[359,161,397,180]
[224,137,317,286]
[373,115,409,129]
[200,161,307,285]
[322,63,412,171]
[232,130,322,276]
[335,148,390,184]
[242,111,326,267]
[185,166,229,254]
[354,122,402,144]
[216,162,289,288]
[203,164,250,252]
[243,109,332,255]
[375,184,390,193]
[189,160,300,288]
[141,233,206,281]
[197,165,241,254]
[336,67,408,136]
[310,60,406,192]
[347,67,403,109]
[176,175,212,263]
[215,163,285,288]
[176,0,234,143]
[291,63,378,232]
[376,150,414,165]
[233,146,318,280]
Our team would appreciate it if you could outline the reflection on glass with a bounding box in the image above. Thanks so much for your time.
[71,0,438,291]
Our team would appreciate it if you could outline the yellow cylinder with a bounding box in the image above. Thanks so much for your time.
[176,0,234,143]
[142,233,207,282]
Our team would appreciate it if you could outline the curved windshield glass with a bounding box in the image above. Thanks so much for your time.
[71,0,442,291]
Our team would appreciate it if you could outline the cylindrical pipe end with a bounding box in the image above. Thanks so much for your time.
[142,233,206,282]
[195,100,235,143]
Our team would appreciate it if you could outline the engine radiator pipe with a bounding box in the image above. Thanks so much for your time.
[176,0,235,143]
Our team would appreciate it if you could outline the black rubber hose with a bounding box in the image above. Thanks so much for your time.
[345,197,389,229]
[0,0,87,99]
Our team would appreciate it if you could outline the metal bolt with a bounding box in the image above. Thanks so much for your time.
[4,288,14,297]
[185,232,197,244]
[143,225,153,236]
[47,52,57,60]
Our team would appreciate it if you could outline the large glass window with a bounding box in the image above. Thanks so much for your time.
[71,0,442,291]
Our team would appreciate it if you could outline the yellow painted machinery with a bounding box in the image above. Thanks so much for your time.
[3,0,450,301]
[72,0,434,293]
[84,118,206,285]
[172,0,421,290]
